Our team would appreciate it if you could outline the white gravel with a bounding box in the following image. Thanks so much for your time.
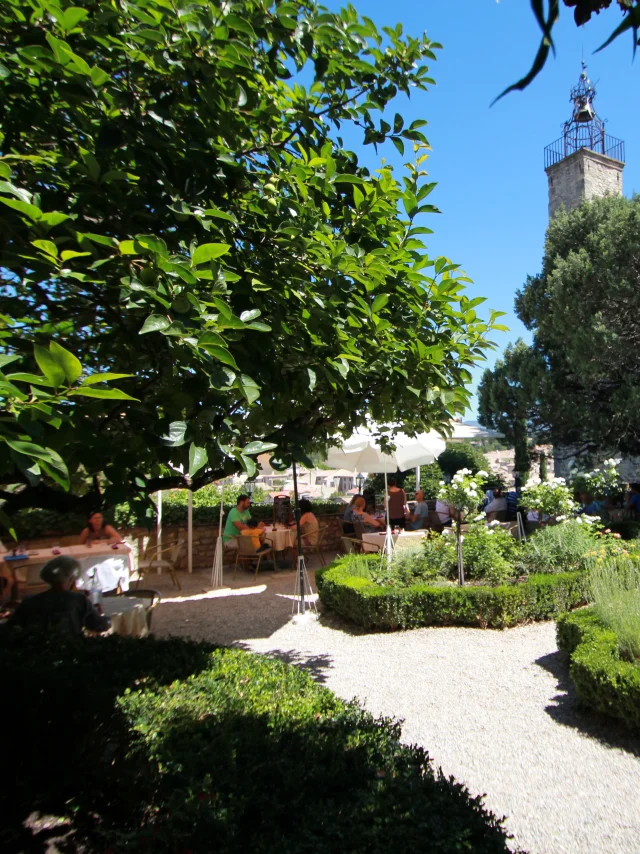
[152,567,640,854]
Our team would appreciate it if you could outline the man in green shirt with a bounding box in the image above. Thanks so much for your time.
[223,495,255,544]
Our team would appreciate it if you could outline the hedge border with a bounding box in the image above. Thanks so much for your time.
[556,608,640,730]
[316,555,591,630]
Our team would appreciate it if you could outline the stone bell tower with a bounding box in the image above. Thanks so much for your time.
[544,62,625,219]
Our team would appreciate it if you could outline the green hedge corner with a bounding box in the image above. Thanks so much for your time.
[1,631,518,853]
[316,555,591,630]
[556,608,640,731]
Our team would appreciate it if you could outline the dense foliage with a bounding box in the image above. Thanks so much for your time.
[1,632,516,853]
[0,0,503,524]
[557,607,640,731]
[479,197,640,463]
[591,555,640,660]
[437,442,489,480]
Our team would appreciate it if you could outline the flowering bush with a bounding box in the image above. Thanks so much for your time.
[519,476,577,520]
[437,468,487,519]
[570,458,623,498]
[439,520,520,585]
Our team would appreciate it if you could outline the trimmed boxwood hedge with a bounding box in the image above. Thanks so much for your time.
[316,555,591,630]
[556,608,640,730]
[0,630,517,853]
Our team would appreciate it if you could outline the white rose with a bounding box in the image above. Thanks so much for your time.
[477,470,488,478]
[576,517,583,524]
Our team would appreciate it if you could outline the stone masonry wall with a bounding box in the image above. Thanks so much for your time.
[546,148,623,219]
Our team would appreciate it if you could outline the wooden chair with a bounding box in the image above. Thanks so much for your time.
[233,535,274,580]
[301,525,329,567]
[105,588,162,629]
[136,541,184,590]
[341,536,367,554]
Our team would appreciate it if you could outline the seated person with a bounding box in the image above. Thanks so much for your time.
[505,489,520,522]
[6,556,111,636]
[407,490,430,530]
[239,519,271,554]
[627,483,640,518]
[485,489,507,521]
[296,498,319,547]
[342,495,361,534]
[79,511,121,545]
[352,496,383,532]
[223,494,264,546]
[435,498,453,525]
[581,494,606,517]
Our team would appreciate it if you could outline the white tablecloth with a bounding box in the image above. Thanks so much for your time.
[263,526,296,551]
[102,596,148,638]
[361,530,427,553]
[4,543,132,592]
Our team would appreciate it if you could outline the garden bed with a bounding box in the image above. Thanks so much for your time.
[556,608,640,731]
[1,631,516,853]
[316,554,591,630]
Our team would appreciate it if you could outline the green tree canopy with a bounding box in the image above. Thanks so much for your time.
[480,195,640,465]
[0,0,501,521]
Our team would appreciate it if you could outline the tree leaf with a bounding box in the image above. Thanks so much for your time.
[239,374,260,403]
[240,309,261,323]
[188,442,208,477]
[307,368,316,391]
[163,421,188,447]
[140,315,170,334]
[50,341,82,384]
[242,440,278,455]
[200,344,238,368]
[68,387,138,400]
[191,243,231,265]
[81,372,133,385]
[5,372,54,386]
[34,344,66,388]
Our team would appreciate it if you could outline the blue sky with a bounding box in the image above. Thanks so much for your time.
[323,0,640,416]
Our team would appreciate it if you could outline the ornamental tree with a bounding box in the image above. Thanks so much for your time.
[437,468,487,585]
[0,0,502,521]
[519,477,577,522]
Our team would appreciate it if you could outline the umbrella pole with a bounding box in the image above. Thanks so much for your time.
[188,489,193,573]
[292,462,304,614]
[383,471,394,565]
[211,495,224,588]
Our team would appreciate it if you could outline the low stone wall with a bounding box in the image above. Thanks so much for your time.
[5,514,345,573]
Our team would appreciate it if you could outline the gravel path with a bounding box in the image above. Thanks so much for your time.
[152,568,640,854]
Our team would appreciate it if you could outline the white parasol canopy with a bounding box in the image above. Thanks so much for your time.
[325,428,446,473]
[326,427,446,562]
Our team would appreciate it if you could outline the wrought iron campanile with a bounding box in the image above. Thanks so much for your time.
[544,62,624,219]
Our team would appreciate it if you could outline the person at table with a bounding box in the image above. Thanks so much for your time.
[79,511,121,545]
[627,483,640,518]
[353,496,383,533]
[239,519,271,554]
[342,494,361,535]
[407,491,430,530]
[485,489,507,521]
[387,478,408,529]
[6,556,111,636]
[293,498,319,547]
[435,498,453,526]
[223,494,264,545]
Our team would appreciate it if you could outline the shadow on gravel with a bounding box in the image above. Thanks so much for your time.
[535,650,640,757]
[258,648,334,684]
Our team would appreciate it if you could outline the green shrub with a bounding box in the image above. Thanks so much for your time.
[370,541,448,587]
[557,608,640,730]
[317,555,591,630]
[0,631,515,853]
[590,556,640,660]
[518,519,600,574]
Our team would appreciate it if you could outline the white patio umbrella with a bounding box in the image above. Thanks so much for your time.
[326,428,446,561]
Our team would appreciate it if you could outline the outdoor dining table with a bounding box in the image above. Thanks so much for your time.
[361,530,427,553]
[3,543,133,593]
[263,525,296,553]
[101,596,148,638]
